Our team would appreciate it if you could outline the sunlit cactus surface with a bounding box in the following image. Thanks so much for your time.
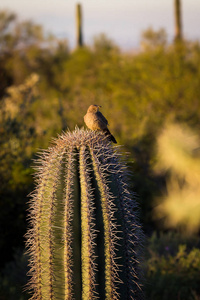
[26,128,144,300]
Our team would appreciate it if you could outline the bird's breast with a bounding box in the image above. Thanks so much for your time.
[84,113,102,130]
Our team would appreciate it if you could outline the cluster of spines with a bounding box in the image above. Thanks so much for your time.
[26,127,144,300]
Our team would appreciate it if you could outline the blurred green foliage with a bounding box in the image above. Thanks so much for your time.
[145,232,200,300]
[1,9,200,299]
[154,123,200,233]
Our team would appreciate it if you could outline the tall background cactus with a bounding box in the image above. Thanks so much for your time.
[26,128,144,299]
[76,3,83,47]
[174,0,183,42]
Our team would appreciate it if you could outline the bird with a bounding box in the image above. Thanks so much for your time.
[84,104,117,143]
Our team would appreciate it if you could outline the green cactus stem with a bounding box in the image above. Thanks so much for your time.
[26,128,144,299]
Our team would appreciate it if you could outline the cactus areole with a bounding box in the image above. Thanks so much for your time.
[26,128,143,300]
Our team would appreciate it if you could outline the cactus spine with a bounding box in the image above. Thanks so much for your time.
[26,128,143,299]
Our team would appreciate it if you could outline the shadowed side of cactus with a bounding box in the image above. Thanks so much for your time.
[26,128,144,300]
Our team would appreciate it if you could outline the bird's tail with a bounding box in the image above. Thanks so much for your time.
[103,128,117,143]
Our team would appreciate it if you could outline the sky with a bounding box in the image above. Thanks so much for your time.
[1,0,200,49]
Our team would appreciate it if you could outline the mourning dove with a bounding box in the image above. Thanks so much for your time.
[84,104,117,143]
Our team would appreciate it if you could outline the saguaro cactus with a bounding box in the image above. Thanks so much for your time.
[76,3,83,47]
[174,0,183,41]
[26,128,144,299]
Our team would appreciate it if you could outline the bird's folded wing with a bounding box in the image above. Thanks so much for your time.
[97,111,108,125]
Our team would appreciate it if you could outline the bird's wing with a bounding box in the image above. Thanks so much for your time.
[97,111,108,126]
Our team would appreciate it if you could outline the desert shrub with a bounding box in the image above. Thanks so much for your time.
[144,233,200,300]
